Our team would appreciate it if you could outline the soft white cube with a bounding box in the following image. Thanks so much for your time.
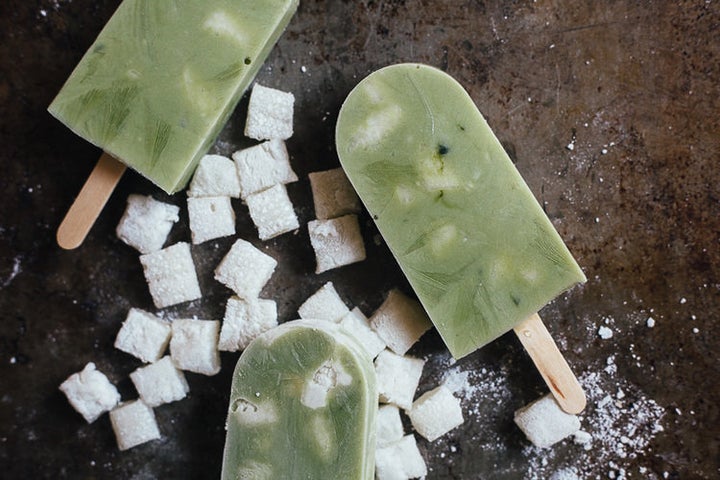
[375,435,428,480]
[109,400,161,451]
[170,319,221,376]
[377,404,405,447]
[308,214,366,273]
[309,168,361,220]
[297,281,350,322]
[232,140,297,198]
[218,296,278,351]
[116,194,179,254]
[114,308,171,363]
[129,356,189,407]
[339,307,386,358]
[245,184,299,240]
[375,349,425,411]
[188,154,241,198]
[59,362,121,423]
[187,196,236,244]
[370,289,433,355]
[244,84,294,140]
[514,393,581,448]
[139,242,202,309]
[214,239,277,299]
[408,385,464,442]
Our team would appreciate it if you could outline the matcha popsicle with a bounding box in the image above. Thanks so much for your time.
[221,320,377,480]
[336,63,587,413]
[50,0,298,249]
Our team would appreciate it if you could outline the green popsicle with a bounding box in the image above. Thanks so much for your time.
[221,320,377,480]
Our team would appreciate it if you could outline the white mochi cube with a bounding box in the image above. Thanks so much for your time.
[514,393,581,448]
[116,194,179,254]
[245,184,299,240]
[408,385,464,442]
[59,362,121,423]
[375,350,425,411]
[375,435,428,480]
[214,239,277,299]
[339,307,386,358]
[129,356,189,407]
[232,140,297,198]
[244,84,294,140]
[114,308,171,363]
[187,196,236,244]
[297,281,350,322]
[170,319,221,376]
[308,214,366,273]
[188,154,241,198]
[109,400,161,451]
[377,404,405,447]
[309,168,361,220]
[139,242,202,309]
[218,296,278,351]
[370,289,433,355]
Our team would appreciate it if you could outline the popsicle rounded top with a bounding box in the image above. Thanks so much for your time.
[336,63,587,359]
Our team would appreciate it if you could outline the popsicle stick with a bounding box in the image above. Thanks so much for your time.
[56,152,126,250]
[513,313,586,414]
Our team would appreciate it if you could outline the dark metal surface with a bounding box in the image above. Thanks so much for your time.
[1,1,718,478]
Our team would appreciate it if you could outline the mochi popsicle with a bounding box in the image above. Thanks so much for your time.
[221,320,377,480]
[49,0,298,249]
[336,63,587,413]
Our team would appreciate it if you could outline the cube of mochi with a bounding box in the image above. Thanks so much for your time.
[170,319,221,376]
[308,214,366,273]
[377,404,405,447]
[116,194,180,254]
[297,281,350,322]
[187,196,236,244]
[214,239,278,299]
[408,385,464,442]
[139,242,202,309]
[375,434,428,480]
[514,393,581,448]
[188,154,241,198]
[245,184,299,240]
[232,140,298,198]
[129,356,190,407]
[218,296,278,352]
[339,307,387,359]
[370,289,433,355]
[309,168,362,220]
[374,349,425,411]
[244,83,294,140]
[114,308,171,363]
[59,362,121,423]
[109,400,161,451]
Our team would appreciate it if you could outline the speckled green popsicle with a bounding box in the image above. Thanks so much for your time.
[221,320,377,480]
[336,63,587,360]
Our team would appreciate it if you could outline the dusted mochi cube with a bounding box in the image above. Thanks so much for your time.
[370,289,433,356]
[188,154,241,198]
[170,319,221,376]
[245,184,299,240]
[408,385,464,442]
[308,214,366,273]
[114,308,171,363]
[244,84,294,140]
[514,393,581,448]
[214,239,277,299]
[309,168,361,220]
[140,242,202,309]
[375,435,428,480]
[232,140,297,198]
[297,281,350,322]
[109,400,161,451]
[340,307,387,359]
[59,362,121,423]
[377,404,404,447]
[187,196,236,244]
[375,349,425,411]
[129,356,190,407]
[116,194,179,254]
[219,296,278,351]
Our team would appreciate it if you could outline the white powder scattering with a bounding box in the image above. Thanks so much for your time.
[598,325,613,339]
[646,317,656,328]
[2,256,22,288]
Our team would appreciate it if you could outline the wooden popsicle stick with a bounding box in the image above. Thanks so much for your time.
[513,312,586,414]
[56,152,126,250]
